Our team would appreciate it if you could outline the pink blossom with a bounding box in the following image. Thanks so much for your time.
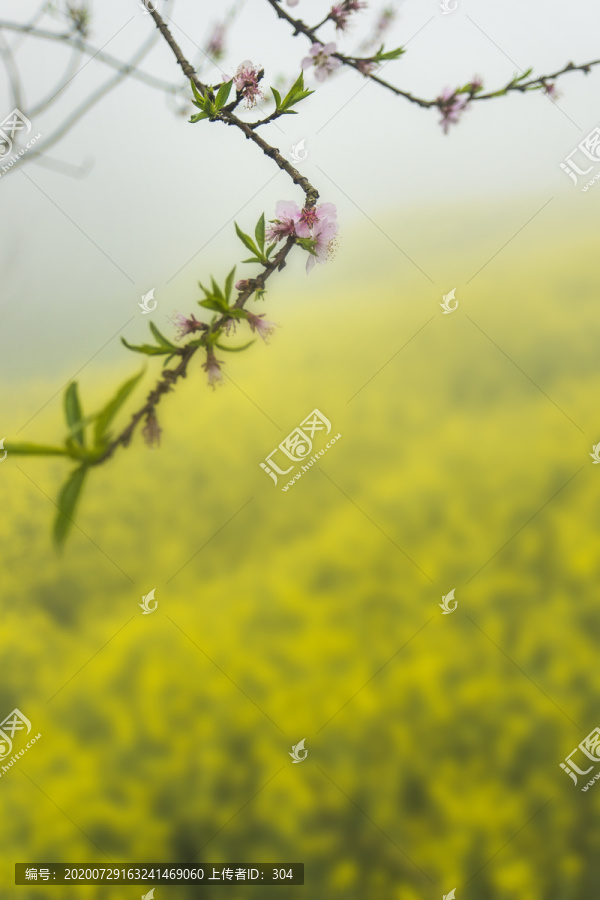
[356,59,377,76]
[207,22,226,59]
[235,279,252,291]
[302,43,342,82]
[223,317,238,336]
[247,312,277,342]
[306,218,338,273]
[173,312,204,341]
[266,199,338,273]
[287,0,299,5]
[295,201,337,237]
[265,199,302,242]
[543,81,560,99]
[330,1,367,32]
[469,75,483,93]
[203,350,224,389]
[233,60,265,108]
[437,87,469,134]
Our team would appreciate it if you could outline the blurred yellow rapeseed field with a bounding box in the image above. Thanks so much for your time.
[2,200,600,899]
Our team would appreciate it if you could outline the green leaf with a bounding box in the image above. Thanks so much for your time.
[93,368,145,445]
[271,86,282,108]
[255,213,265,255]
[199,297,228,313]
[190,111,210,123]
[190,79,206,105]
[5,442,69,456]
[296,236,317,256]
[278,71,314,111]
[64,382,85,446]
[373,44,405,62]
[215,79,233,109]
[53,466,87,549]
[149,322,177,350]
[224,266,236,303]
[215,340,256,352]
[241,256,265,265]
[210,277,225,303]
[235,222,261,259]
[121,337,173,356]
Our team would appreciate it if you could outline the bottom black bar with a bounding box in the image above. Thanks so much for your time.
[16,863,304,885]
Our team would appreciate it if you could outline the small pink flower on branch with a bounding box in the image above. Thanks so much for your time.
[207,22,226,60]
[437,87,469,134]
[266,199,338,274]
[203,349,224,389]
[173,313,204,341]
[542,80,560,98]
[247,312,277,342]
[302,43,342,82]
[265,199,302,241]
[296,201,337,237]
[356,59,378,75]
[233,60,265,108]
[235,279,252,291]
[330,1,368,32]
[306,219,338,273]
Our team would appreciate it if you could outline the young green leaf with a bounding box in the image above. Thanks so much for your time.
[224,266,236,303]
[53,466,87,549]
[93,368,145,445]
[64,382,85,446]
[199,297,229,313]
[271,86,282,108]
[215,79,233,109]
[5,442,69,456]
[190,111,211,123]
[214,340,256,352]
[190,78,206,105]
[255,213,266,255]
[278,71,314,112]
[235,222,261,259]
[121,337,173,356]
[149,322,177,350]
[296,236,318,256]
[210,277,226,304]
[373,45,405,62]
